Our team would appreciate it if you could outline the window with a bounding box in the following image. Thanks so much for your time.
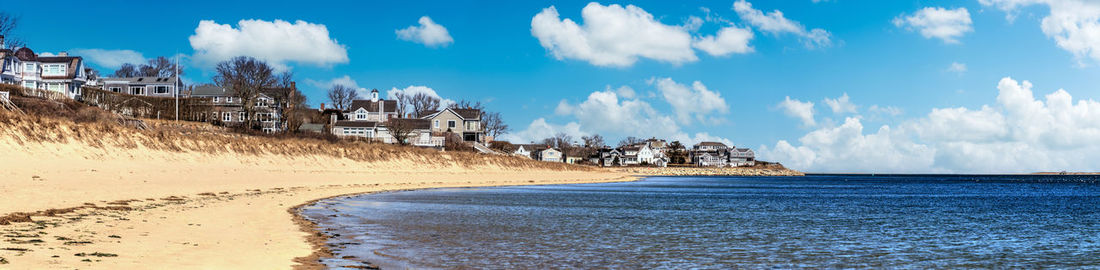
[433,120,440,128]
[448,120,456,129]
[23,63,33,72]
[129,86,144,95]
[356,113,366,120]
[46,83,63,92]
[109,87,122,93]
[223,112,231,122]
[239,112,246,121]
[43,64,65,76]
[154,86,169,94]
[23,81,34,88]
[227,97,234,103]
[213,97,220,103]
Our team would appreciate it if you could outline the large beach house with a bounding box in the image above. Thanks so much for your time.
[0,39,88,99]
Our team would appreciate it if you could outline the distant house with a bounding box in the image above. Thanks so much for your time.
[347,89,398,121]
[331,90,442,147]
[513,145,535,158]
[421,107,484,143]
[0,44,87,99]
[534,147,562,162]
[590,148,623,167]
[730,148,756,167]
[691,142,731,167]
[99,77,180,97]
[190,85,282,133]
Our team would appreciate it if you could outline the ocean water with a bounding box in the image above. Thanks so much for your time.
[301,175,1100,269]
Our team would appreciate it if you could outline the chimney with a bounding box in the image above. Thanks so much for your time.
[58,51,68,56]
[320,103,325,111]
[290,82,296,89]
[330,113,338,125]
[0,35,5,49]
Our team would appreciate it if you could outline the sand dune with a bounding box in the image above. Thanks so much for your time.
[0,112,630,269]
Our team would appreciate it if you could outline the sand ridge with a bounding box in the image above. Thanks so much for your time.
[0,112,630,269]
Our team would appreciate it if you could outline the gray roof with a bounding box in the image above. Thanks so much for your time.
[333,120,378,128]
[191,85,231,96]
[102,77,178,85]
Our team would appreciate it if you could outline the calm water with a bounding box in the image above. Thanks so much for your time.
[301,175,1100,269]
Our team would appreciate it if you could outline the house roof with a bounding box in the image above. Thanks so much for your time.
[349,99,398,113]
[423,108,482,120]
[452,108,481,119]
[383,118,431,129]
[732,148,754,153]
[191,85,229,96]
[515,144,550,152]
[102,77,177,84]
[14,47,35,61]
[333,120,378,128]
[696,141,728,147]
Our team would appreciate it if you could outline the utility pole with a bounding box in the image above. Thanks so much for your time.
[174,54,180,121]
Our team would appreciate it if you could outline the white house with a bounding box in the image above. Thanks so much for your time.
[729,148,756,167]
[0,46,87,99]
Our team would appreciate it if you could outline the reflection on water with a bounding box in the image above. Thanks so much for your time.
[301,175,1100,269]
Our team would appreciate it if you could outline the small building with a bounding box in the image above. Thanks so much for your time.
[730,148,756,167]
[189,85,282,132]
[534,147,562,162]
[421,107,485,143]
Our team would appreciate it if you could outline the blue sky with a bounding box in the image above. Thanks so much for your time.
[5,0,1100,173]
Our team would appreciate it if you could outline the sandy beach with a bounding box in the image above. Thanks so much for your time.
[0,114,632,269]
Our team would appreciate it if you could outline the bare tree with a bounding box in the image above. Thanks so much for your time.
[542,132,574,149]
[392,91,410,118]
[267,71,305,132]
[140,56,183,77]
[385,118,423,146]
[448,99,484,110]
[213,56,276,129]
[410,92,441,117]
[481,111,509,139]
[326,84,358,110]
[618,136,643,147]
[582,134,606,148]
[0,12,25,49]
[113,63,141,77]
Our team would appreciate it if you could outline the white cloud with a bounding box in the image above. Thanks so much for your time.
[823,93,857,114]
[70,49,147,69]
[396,16,454,47]
[692,25,755,56]
[387,85,456,108]
[189,19,349,70]
[502,118,587,144]
[305,75,359,90]
[981,0,1100,64]
[652,77,729,124]
[893,7,973,44]
[530,3,698,67]
[614,85,636,99]
[733,0,832,48]
[762,77,1100,173]
[778,96,816,126]
[868,105,903,117]
[948,62,968,73]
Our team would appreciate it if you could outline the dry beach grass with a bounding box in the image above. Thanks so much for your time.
[0,104,630,269]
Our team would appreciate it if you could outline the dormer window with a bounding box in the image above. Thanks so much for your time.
[213,97,220,103]
[356,112,366,120]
